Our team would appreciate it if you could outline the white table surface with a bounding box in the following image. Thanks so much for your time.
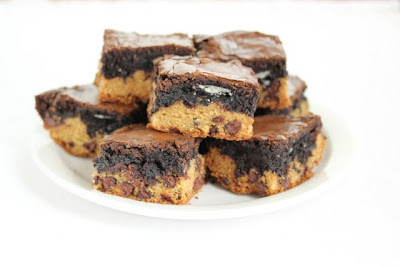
[1,1,400,266]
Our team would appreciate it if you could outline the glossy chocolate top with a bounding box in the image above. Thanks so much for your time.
[61,84,98,105]
[103,30,195,53]
[156,55,258,84]
[287,75,307,98]
[194,31,286,62]
[103,124,195,146]
[55,84,138,113]
[253,114,321,141]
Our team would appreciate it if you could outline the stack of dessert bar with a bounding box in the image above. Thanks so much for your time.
[35,30,326,205]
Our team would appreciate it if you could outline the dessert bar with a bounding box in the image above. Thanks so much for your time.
[97,30,195,104]
[93,124,205,204]
[194,31,289,109]
[203,114,325,196]
[255,75,309,117]
[35,84,146,157]
[148,56,260,140]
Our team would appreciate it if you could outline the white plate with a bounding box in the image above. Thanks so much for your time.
[31,105,352,220]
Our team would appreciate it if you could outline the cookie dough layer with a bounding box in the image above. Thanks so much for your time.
[94,62,102,86]
[205,133,326,196]
[93,156,206,205]
[47,117,103,157]
[148,100,254,140]
[98,70,152,104]
[258,77,291,109]
[290,99,309,117]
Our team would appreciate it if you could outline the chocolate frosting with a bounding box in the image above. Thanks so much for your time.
[35,84,147,137]
[157,55,258,84]
[253,114,319,141]
[60,84,99,104]
[287,75,306,97]
[103,124,196,146]
[55,84,138,113]
[103,30,195,53]
[194,31,286,62]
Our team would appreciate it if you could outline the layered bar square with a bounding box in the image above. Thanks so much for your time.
[203,114,326,196]
[255,75,309,117]
[194,31,289,109]
[148,56,260,140]
[93,124,206,204]
[97,30,195,104]
[35,84,146,157]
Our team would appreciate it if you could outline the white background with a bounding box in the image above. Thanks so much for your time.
[1,1,400,266]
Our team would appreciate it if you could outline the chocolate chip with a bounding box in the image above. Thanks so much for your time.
[102,177,117,191]
[161,194,174,203]
[255,182,266,195]
[212,116,224,123]
[120,182,134,196]
[208,125,218,135]
[224,120,242,135]
[169,127,181,134]
[125,165,142,186]
[68,142,75,148]
[193,176,204,192]
[248,170,258,183]
[93,176,101,185]
[161,176,176,188]
[279,177,290,189]
[83,141,97,153]
[138,186,151,199]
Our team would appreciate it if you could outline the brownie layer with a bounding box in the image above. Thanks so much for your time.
[151,56,260,116]
[150,81,259,116]
[101,30,195,79]
[202,114,322,178]
[35,84,147,137]
[93,124,200,186]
